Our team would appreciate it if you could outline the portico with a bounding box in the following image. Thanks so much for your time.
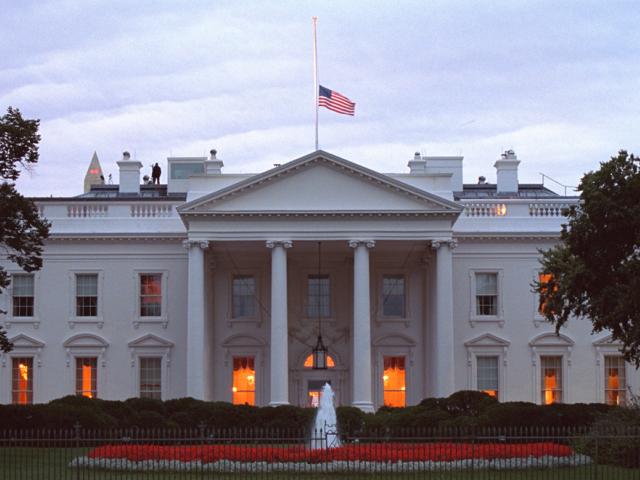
[177,152,462,411]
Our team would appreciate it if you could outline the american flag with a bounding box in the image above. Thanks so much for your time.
[318,85,355,116]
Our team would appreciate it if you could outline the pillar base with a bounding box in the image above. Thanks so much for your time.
[351,401,375,413]
[268,401,290,407]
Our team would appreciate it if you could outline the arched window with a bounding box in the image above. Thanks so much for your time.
[303,354,335,368]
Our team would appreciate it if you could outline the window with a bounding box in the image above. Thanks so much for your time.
[303,354,336,368]
[140,357,162,399]
[232,276,256,318]
[382,275,405,317]
[383,356,406,407]
[232,356,255,405]
[76,274,98,317]
[538,273,555,315]
[541,356,563,404]
[75,357,97,398]
[12,274,34,317]
[140,274,162,317]
[475,273,497,316]
[604,356,626,406]
[12,357,33,405]
[477,356,499,398]
[170,162,204,179]
[307,275,330,317]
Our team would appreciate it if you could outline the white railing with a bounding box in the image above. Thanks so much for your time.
[67,204,109,218]
[130,204,173,218]
[464,203,508,217]
[528,203,571,217]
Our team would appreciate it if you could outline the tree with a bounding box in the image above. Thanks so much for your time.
[0,107,50,352]
[535,150,640,365]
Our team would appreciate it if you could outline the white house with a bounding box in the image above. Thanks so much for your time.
[1,149,636,411]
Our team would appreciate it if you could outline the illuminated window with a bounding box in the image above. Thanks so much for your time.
[604,356,626,406]
[12,358,33,405]
[75,357,97,398]
[537,273,553,315]
[383,356,406,407]
[140,357,162,399]
[140,274,162,317]
[475,273,497,316]
[307,275,330,317]
[541,356,562,404]
[232,356,255,405]
[382,275,405,317]
[307,380,332,407]
[12,274,34,317]
[76,274,98,317]
[477,356,499,398]
[303,354,335,368]
[232,276,256,318]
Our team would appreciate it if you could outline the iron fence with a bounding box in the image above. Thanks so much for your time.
[0,426,639,479]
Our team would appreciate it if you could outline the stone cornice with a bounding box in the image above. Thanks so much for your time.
[181,210,459,218]
[45,234,186,242]
[454,232,560,241]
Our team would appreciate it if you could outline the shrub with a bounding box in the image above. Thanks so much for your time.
[445,391,498,417]
[336,406,365,437]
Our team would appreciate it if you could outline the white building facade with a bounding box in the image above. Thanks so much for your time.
[1,150,636,410]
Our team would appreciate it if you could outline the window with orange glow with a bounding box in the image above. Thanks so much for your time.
[12,358,33,404]
[303,354,335,368]
[140,274,162,317]
[232,356,255,405]
[605,356,626,406]
[75,357,97,398]
[477,356,499,398]
[383,356,406,407]
[538,273,555,315]
[541,356,562,404]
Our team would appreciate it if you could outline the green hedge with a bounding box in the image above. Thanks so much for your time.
[0,391,632,433]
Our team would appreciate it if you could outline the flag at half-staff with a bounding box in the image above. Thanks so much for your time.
[318,85,356,116]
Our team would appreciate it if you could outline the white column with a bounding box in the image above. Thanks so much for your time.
[267,240,292,406]
[349,240,375,413]
[184,239,209,399]
[432,240,456,397]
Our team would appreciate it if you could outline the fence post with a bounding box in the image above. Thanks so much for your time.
[594,430,599,480]
[74,422,81,480]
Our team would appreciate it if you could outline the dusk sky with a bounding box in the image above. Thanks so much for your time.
[2,0,638,197]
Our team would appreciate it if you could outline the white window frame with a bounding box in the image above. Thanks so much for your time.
[133,270,169,329]
[464,333,509,402]
[128,334,174,401]
[226,269,264,327]
[529,332,574,404]
[375,269,411,325]
[532,269,551,327]
[373,334,416,408]
[2,271,41,329]
[593,335,629,405]
[138,356,164,400]
[68,270,104,329]
[222,334,266,405]
[0,333,44,404]
[301,269,336,322]
[469,269,504,327]
[63,333,108,398]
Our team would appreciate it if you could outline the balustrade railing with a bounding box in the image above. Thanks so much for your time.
[130,204,173,217]
[66,204,108,218]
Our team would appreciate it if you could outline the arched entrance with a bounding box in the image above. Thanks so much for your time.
[292,352,345,407]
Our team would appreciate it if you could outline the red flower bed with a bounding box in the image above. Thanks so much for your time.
[89,442,573,463]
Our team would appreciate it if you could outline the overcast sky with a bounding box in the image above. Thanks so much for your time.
[2,0,638,197]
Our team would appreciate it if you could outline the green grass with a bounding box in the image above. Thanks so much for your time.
[0,448,638,479]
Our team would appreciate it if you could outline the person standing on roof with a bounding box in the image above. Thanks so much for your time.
[152,163,162,184]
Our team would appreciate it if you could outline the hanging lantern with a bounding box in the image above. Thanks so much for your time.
[312,334,328,370]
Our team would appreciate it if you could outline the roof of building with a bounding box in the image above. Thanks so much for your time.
[72,184,187,201]
[454,183,573,200]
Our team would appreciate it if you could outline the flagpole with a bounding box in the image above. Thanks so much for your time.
[312,16,319,151]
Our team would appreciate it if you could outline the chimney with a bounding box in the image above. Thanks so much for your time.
[408,152,426,174]
[205,148,224,175]
[117,151,143,194]
[494,149,520,193]
[424,156,463,191]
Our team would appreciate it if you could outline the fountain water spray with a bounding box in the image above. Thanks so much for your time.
[311,383,341,449]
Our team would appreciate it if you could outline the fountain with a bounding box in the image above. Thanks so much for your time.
[311,383,341,449]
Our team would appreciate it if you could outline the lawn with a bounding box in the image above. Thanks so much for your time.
[1,448,639,479]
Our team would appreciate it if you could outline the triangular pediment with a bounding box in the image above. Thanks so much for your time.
[128,334,174,349]
[464,333,510,347]
[593,334,622,347]
[178,151,461,216]
[9,334,45,349]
